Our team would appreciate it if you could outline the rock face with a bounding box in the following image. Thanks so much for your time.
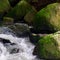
[33,3,60,33]
[33,32,60,59]
[0,0,11,16]
[6,0,35,21]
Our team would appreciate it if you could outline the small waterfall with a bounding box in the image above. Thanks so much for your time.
[0,34,40,60]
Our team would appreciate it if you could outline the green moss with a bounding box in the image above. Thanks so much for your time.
[33,3,60,32]
[0,0,11,16]
[35,34,60,59]
[6,0,33,20]
[3,17,14,25]
[24,7,37,25]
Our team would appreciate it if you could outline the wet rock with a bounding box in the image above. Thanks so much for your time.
[8,23,30,37]
[0,38,19,54]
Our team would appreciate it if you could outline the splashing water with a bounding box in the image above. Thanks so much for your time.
[0,34,40,60]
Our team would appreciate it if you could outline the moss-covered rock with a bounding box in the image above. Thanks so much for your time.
[33,33,60,59]
[0,0,11,16]
[3,17,14,25]
[33,3,60,33]
[6,0,35,21]
[24,7,37,25]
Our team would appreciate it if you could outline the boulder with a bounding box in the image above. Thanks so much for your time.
[3,17,14,25]
[8,23,30,37]
[33,3,60,33]
[6,0,35,21]
[0,0,11,16]
[33,32,60,59]
[24,7,37,25]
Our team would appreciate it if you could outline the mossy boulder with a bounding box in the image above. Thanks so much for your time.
[33,3,60,33]
[33,33,60,59]
[6,0,35,21]
[24,7,37,25]
[3,17,14,25]
[0,0,11,16]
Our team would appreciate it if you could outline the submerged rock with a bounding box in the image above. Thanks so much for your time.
[33,3,60,33]
[0,38,19,54]
[33,32,60,59]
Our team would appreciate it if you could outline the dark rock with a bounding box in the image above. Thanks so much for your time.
[8,23,30,37]
[0,38,11,44]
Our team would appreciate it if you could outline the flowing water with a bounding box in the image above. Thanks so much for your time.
[0,33,40,60]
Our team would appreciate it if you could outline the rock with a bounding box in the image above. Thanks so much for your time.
[33,32,60,59]
[0,38,11,44]
[0,38,19,54]
[33,3,60,33]
[8,23,30,37]
[3,17,14,25]
[6,0,34,21]
[24,7,37,25]
[0,0,11,16]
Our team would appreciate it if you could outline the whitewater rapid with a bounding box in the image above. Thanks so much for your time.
[0,34,40,60]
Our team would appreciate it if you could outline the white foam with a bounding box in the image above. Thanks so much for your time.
[0,34,39,60]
